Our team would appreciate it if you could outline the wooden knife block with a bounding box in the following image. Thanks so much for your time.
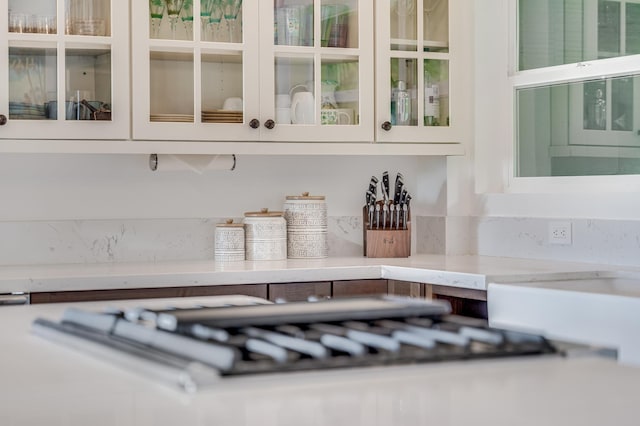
[362,205,411,258]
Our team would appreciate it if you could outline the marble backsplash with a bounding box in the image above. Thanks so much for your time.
[473,217,640,268]
[4,216,637,267]
[0,217,364,265]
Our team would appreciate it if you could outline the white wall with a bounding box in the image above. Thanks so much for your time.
[0,154,446,221]
[0,153,447,265]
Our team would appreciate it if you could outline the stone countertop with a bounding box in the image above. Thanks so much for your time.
[2,296,640,426]
[0,254,630,294]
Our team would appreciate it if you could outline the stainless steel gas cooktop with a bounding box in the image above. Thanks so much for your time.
[32,296,558,392]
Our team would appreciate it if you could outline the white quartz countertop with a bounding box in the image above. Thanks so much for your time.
[2,296,640,426]
[0,254,629,294]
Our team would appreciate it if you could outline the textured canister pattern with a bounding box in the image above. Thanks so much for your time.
[244,209,287,261]
[214,220,245,262]
[284,193,328,259]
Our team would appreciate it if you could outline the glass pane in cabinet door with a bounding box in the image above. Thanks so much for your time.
[423,59,448,126]
[149,0,193,40]
[390,58,417,126]
[320,58,358,126]
[423,0,448,52]
[627,2,640,55]
[275,56,314,125]
[321,0,358,48]
[9,0,57,34]
[149,51,194,122]
[611,77,633,131]
[66,0,110,36]
[583,80,607,130]
[219,0,243,43]
[391,0,417,51]
[65,48,112,121]
[201,52,243,123]
[274,0,313,47]
[8,46,56,121]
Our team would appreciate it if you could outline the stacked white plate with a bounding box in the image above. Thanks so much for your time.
[202,110,243,123]
[150,114,194,123]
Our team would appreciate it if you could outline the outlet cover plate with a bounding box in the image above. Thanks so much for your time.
[549,221,572,245]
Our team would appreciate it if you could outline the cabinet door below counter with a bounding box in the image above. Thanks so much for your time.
[29,284,268,304]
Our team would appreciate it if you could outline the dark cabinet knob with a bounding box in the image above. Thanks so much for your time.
[249,118,260,129]
[264,119,275,129]
[381,121,392,131]
[0,114,6,126]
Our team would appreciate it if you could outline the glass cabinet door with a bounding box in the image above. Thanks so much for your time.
[376,0,456,143]
[1,0,129,140]
[259,0,373,142]
[565,0,640,147]
[132,0,260,141]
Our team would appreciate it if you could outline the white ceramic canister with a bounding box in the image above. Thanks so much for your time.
[283,192,328,259]
[214,219,245,262]
[243,208,287,261]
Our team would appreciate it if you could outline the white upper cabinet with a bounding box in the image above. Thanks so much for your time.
[132,0,374,143]
[0,0,466,154]
[0,0,130,140]
[375,0,463,144]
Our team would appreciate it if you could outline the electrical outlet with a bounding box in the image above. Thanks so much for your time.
[549,221,572,245]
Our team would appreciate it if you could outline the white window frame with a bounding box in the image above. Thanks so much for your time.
[505,0,640,194]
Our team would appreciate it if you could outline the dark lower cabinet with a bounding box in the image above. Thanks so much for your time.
[29,284,268,304]
[268,281,331,302]
[434,295,488,320]
[29,278,488,319]
[332,279,388,298]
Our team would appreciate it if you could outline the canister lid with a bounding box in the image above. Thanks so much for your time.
[244,208,283,217]
[216,219,244,228]
[285,192,325,201]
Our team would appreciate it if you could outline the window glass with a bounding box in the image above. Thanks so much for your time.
[519,0,640,71]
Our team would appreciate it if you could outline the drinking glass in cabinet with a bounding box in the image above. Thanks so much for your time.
[423,59,448,126]
[164,0,185,39]
[320,2,351,48]
[200,0,214,40]
[67,0,109,36]
[274,0,313,47]
[222,0,243,43]
[390,0,417,51]
[390,58,417,126]
[8,0,57,34]
[201,52,244,123]
[149,0,165,38]
[207,0,225,41]
[8,47,56,120]
[180,0,194,40]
